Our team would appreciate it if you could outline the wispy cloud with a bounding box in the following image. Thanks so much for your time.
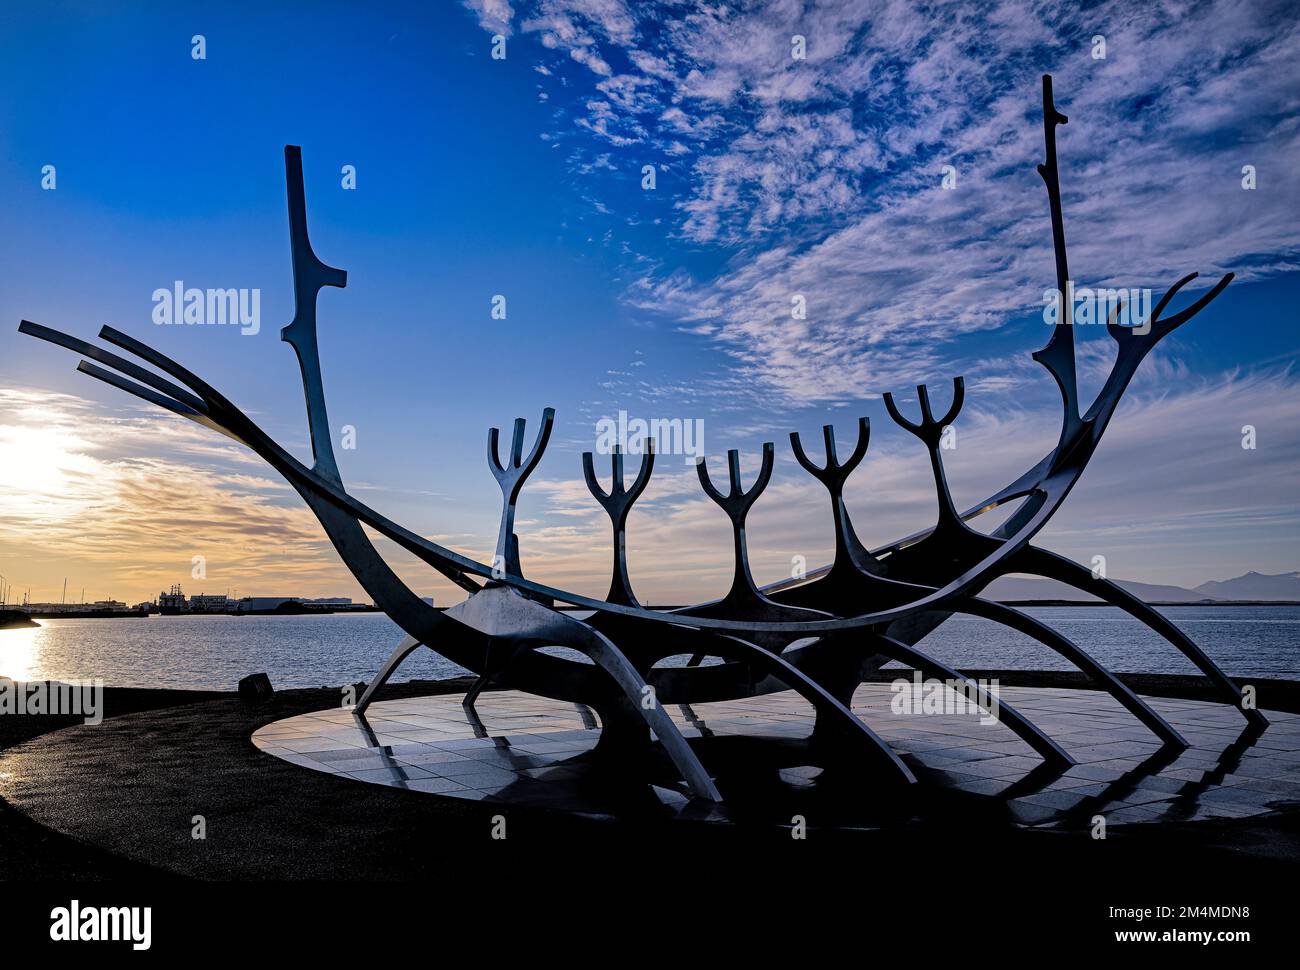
[463,0,516,37]
[0,389,443,603]
[466,0,1300,406]
[516,364,1300,597]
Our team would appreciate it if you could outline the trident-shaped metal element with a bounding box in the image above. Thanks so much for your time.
[883,378,967,538]
[583,442,654,607]
[682,440,829,660]
[487,408,554,579]
[696,444,774,603]
[790,418,873,575]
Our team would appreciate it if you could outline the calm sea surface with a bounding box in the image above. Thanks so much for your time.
[0,606,1296,691]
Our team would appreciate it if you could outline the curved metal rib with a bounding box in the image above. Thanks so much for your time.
[1012,546,1267,728]
[354,635,424,715]
[683,631,917,784]
[447,587,722,801]
[869,633,1074,766]
[958,597,1187,748]
[22,320,209,414]
[547,629,724,801]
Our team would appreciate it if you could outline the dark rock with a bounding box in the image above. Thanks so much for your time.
[238,672,274,700]
[0,609,38,630]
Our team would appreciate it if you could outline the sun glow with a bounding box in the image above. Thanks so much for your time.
[0,624,40,682]
[0,423,101,518]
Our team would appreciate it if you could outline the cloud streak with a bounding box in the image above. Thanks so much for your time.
[510,365,1300,598]
[466,0,1300,405]
[0,389,398,604]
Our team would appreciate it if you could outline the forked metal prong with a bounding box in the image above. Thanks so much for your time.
[884,378,964,445]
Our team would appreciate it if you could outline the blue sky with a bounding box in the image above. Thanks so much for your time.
[0,0,1297,606]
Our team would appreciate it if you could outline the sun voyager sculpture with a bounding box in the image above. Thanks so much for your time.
[21,76,1264,805]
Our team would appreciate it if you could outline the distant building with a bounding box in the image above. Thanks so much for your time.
[15,599,138,617]
[234,596,301,614]
[189,594,232,613]
[152,585,372,616]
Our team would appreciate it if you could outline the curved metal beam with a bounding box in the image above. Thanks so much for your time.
[446,587,722,802]
[1012,546,1268,728]
[354,635,424,715]
[868,633,1074,766]
[957,597,1187,748]
[694,633,917,784]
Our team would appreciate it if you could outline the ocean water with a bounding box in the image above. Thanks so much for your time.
[0,606,1296,691]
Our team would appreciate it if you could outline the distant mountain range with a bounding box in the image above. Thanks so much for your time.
[985,571,1300,604]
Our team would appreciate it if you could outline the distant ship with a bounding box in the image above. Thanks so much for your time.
[157,584,189,615]
[158,585,236,614]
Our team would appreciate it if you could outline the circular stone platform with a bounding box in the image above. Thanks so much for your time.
[253,685,1300,828]
[4,682,1300,881]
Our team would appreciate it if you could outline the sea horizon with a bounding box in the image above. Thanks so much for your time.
[3,604,1295,691]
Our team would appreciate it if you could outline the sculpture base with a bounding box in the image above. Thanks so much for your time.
[251,684,1299,828]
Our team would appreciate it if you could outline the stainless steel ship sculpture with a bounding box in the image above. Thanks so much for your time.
[20,77,1263,803]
